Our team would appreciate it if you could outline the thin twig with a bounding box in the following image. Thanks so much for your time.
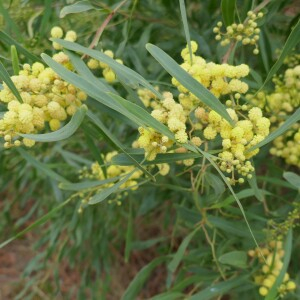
[82,0,127,59]
[202,223,227,280]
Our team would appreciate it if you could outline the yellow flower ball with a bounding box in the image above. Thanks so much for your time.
[50,26,63,38]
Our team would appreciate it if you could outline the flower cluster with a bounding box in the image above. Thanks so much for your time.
[50,26,77,50]
[172,41,249,114]
[197,106,270,184]
[248,241,296,297]
[135,92,190,161]
[248,63,300,168]
[87,50,123,83]
[134,42,269,183]
[0,62,87,148]
[214,11,263,54]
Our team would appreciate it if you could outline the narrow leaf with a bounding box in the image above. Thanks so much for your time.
[88,172,133,205]
[221,0,236,26]
[190,275,249,300]
[283,172,300,190]
[179,0,193,63]
[259,19,300,91]
[218,251,247,268]
[112,152,202,166]
[17,148,69,183]
[60,0,96,18]
[125,198,133,262]
[0,60,22,102]
[0,31,41,62]
[122,256,168,300]
[0,2,22,40]
[0,197,73,248]
[10,45,20,75]
[168,227,199,273]
[59,176,122,191]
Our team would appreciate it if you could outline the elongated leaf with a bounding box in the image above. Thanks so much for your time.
[221,0,236,26]
[218,251,247,269]
[248,167,264,202]
[131,237,166,251]
[168,227,199,273]
[265,229,293,300]
[146,44,233,125]
[17,148,69,183]
[82,126,107,177]
[179,0,193,63]
[283,172,300,190]
[247,108,300,152]
[50,38,162,98]
[39,0,52,37]
[59,176,122,191]
[210,188,271,209]
[20,105,87,142]
[0,197,73,248]
[60,0,96,18]
[0,31,41,62]
[65,50,111,92]
[150,292,183,300]
[88,172,133,205]
[0,60,22,102]
[0,2,22,40]
[112,152,202,165]
[190,275,249,300]
[125,199,133,262]
[122,256,168,300]
[259,19,300,91]
[10,45,19,75]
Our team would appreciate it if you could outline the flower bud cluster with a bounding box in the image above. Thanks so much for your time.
[248,241,296,297]
[50,26,77,50]
[197,106,270,184]
[172,41,249,113]
[214,11,263,54]
[0,62,87,148]
[83,151,142,191]
[268,204,300,243]
[87,50,123,83]
[78,151,143,207]
[136,92,188,160]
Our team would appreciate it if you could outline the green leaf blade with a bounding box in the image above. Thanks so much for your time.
[221,0,236,26]
[60,0,96,18]
[20,105,87,142]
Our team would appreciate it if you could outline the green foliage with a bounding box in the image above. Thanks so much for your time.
[0,0,299,299]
